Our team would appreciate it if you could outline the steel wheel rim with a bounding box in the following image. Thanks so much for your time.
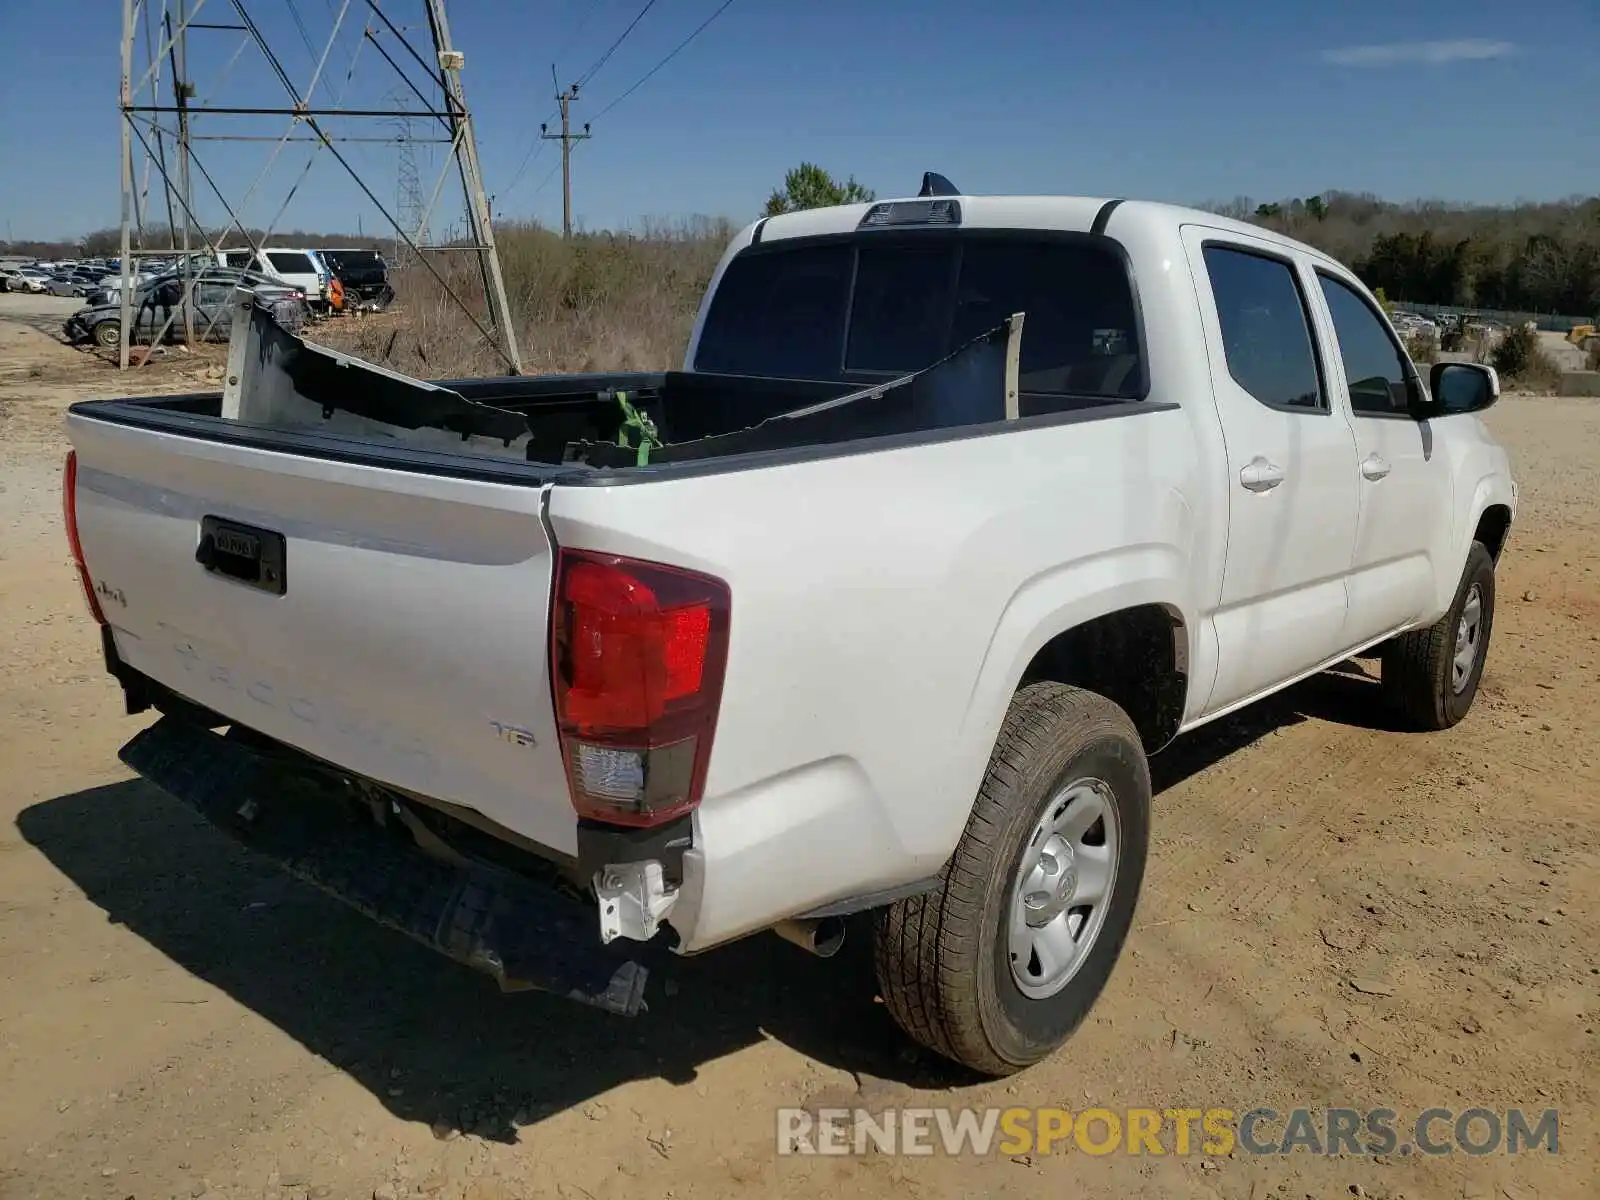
[1452,583,1483,694]
[1008,777,1120,1000]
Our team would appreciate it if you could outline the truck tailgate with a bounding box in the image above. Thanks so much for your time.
[67,412,578,857]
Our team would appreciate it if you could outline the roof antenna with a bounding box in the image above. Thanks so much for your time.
[918,172,959,197]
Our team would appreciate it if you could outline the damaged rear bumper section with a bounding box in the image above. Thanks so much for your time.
[118,717,650,1016]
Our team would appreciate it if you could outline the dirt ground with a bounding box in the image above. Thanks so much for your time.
[1,291,1596,1200]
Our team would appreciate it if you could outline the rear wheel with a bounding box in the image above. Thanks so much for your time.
[874,682,1150,1076]
[1382,540,1496,730]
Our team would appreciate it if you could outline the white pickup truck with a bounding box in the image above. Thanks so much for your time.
[64,179,1516,1076]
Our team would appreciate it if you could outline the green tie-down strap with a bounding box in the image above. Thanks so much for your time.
[613,390,663,466]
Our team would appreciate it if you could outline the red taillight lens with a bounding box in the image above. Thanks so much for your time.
[62,450,107,626]
[551,548,730,827]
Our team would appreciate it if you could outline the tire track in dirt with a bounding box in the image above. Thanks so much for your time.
[1146,717,1367,912]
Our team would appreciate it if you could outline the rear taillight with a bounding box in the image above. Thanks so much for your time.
[62,450,106,626]
[550,548,730,827]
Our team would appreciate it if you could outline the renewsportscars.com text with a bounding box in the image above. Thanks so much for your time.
[776,1106,1560,1158]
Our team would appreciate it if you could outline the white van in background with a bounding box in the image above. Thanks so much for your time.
[217,247,332,311]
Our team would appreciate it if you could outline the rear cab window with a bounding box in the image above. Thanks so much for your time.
[694,232,1145,401]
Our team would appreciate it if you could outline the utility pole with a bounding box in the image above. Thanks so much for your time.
[171,0,195,348]
[118,0,134,369]
[541,80,590,238]
[425,0,522,372]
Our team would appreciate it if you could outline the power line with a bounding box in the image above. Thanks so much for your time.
[285,0,320,59]
[506,0,738,209]
[550,0,602,68]
[502,105,560,194]
[503,0,603,201]
[530,154,566,197]
[590,0,738,121]
[575,0,661,87]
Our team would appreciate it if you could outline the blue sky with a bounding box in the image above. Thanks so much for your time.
[1,0,1595,242]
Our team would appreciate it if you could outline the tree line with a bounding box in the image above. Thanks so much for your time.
[1,226,385,260]
[11,180,1598,320]
[1211,191,1600,317]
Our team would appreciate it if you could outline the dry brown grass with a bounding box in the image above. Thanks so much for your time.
[316,218,733,379]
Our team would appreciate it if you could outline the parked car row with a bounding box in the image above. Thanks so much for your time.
[55,245,396,350]
[1389,310,1438,341]
[7,244,395,316]
[2,259,140,298]
[62,266,310,349]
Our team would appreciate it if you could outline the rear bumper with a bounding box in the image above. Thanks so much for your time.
[118,716,651,1016]
[99,624,936,957]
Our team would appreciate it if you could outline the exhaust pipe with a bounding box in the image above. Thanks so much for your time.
[773,916,847,958]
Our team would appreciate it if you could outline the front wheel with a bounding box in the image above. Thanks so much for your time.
[1382,540,1496,730]
[874,682,1150,1076]
[93,320,122,349]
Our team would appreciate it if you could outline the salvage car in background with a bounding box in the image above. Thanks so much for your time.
[65,269,307,348]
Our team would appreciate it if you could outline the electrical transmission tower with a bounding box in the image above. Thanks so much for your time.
[116,0,522,373]
[388,87,427,265]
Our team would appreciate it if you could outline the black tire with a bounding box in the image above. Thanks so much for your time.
[93,320,122,349]
[1382,540,1496,730]
[874,682,1151,1076]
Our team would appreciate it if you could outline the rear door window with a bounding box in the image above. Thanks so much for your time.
[266,252,316,275]
[1202,245,1325,412]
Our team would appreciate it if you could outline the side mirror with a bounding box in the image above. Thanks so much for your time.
[1425,361,1500,417]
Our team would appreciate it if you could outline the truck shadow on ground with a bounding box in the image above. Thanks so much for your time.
[15,662,1399,1141]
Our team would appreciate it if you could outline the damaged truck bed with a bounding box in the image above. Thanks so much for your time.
[211,293,1035,471]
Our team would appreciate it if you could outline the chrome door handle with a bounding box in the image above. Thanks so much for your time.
[1361,453,1391,481]
[1239,456,1285,492]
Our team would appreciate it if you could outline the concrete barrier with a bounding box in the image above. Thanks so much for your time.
[1556,371,1600,398]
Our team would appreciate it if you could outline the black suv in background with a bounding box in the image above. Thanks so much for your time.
[319,248,396,310]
